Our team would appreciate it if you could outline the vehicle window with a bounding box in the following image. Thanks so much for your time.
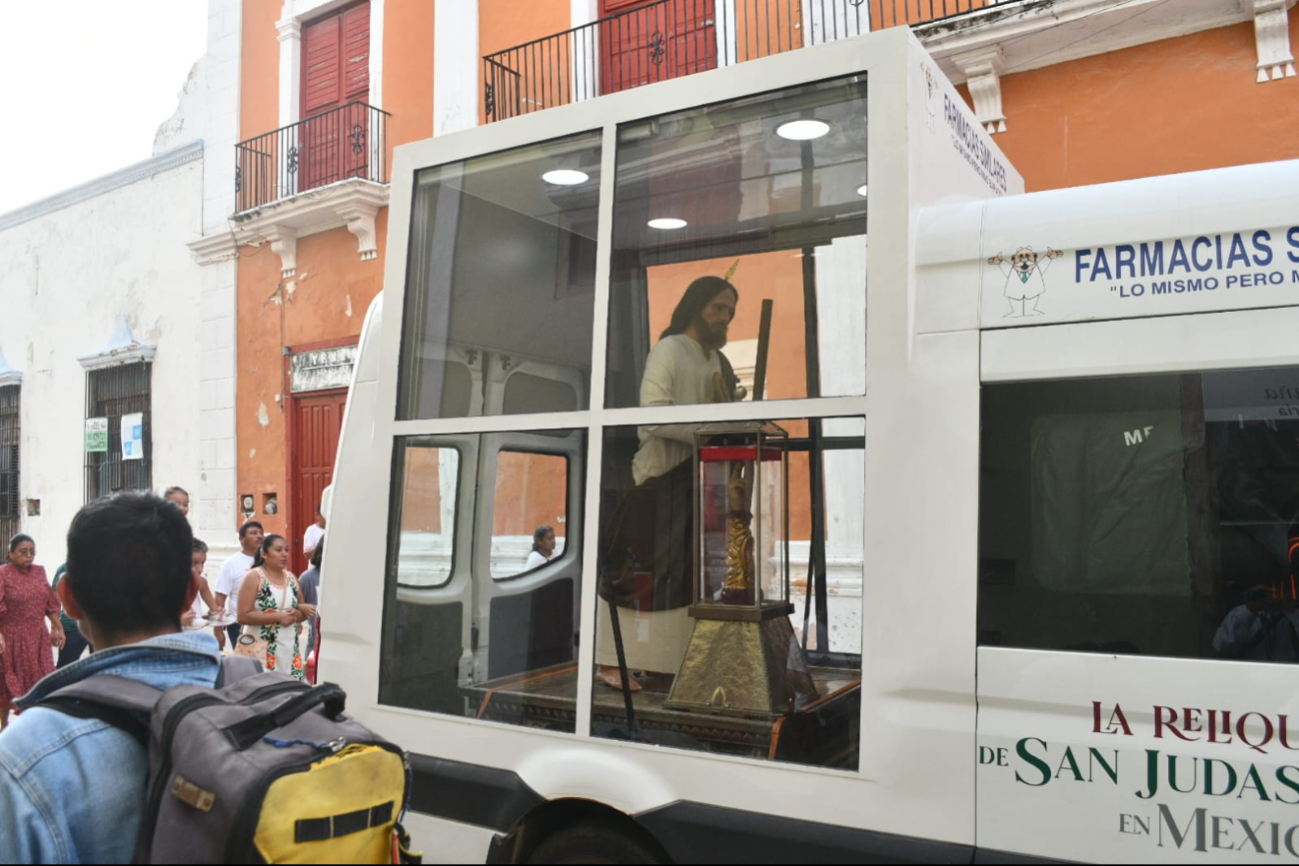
[397,131,602,420]
[393,442,459,588]
[603,77,867,410]
[980,366,1299,663]
[592,418,864,769]
[381,431,584,733]
[491,451,568,579]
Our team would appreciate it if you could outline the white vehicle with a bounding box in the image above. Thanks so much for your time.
[322,26,1299,863]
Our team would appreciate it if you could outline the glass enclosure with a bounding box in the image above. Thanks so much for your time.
[398,131,603,420]
[383,77,868,766]
[980,366,1299,664]
[604,76,867,410]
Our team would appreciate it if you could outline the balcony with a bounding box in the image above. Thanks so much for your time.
[234,102,390,212]
[483,0,1025,122]
[224,102,392,277]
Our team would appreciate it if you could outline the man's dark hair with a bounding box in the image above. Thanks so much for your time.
[660,276,738,341]
[193,537,209,554]
[238,520,264,539]
[164,486,189,498]
[65,492,193,637]
[310,537,324,569]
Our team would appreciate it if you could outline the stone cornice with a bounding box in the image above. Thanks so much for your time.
[919,0,1295,83]
[188,229,241,266]
[0,141,203,233]
[78,316,157,372]
[224,178,390,276]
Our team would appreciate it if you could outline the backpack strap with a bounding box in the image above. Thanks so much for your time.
[34,675,164,747]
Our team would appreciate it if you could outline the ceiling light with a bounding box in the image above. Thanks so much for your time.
[542,169,589,186]
[856,184,868,198]
[776,120,830,141]
[648,218,688,230]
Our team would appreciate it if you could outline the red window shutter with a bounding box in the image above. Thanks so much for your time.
[302,15,342,119]
[342,4,370,103]
[300,1,369,120]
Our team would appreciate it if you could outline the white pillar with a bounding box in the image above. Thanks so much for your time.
[198,0,243,560]
[276,5,301,128]
[434,0,481,135]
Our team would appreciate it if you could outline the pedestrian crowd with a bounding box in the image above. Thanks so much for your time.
[0,488,346,863]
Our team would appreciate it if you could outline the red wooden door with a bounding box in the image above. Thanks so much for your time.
[291,391,347,575]
[599,0,716,96]
[300,1,370,191]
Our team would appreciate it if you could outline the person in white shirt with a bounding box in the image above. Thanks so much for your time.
[303,509,326,563]
[526,526,557,571]
[597,276,741,691]
[211,521,263,649]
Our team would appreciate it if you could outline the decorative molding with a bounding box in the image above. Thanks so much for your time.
[952,46,1007,133]
[228,178,389,267]
[78,315,157,371]
[0,342,21,388]
[920,0,1292,86]
[0,141,203,232]
[336,199,381,260]
[1248,0,1297,81]
[275,17,302,41]
[264,225,300,278]
[187,230,240,266]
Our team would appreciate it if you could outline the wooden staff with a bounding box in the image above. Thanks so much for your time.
[752,299,774,402]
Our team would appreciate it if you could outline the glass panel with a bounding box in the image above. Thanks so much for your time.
[381,431,584,733]
[491,451,569,579]
[398,131,602,420]
[980,367,1299,663]
[604,76,868,410]
[593,418,863,768]
[394,443,459,588]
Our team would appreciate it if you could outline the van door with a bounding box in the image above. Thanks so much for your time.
[471,429,586,684]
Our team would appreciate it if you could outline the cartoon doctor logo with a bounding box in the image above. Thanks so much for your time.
[988,245,1064,318]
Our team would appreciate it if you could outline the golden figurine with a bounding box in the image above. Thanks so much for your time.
[722,462,755,605]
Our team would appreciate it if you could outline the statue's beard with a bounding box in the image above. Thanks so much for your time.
[696,315,728,349]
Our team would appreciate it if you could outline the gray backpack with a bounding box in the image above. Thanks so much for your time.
[37,657,419,865]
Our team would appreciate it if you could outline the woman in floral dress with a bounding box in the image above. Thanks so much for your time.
[0,534,66,729]
[236,534,315,681]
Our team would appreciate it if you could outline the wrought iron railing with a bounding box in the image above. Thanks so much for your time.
[234,102,390,212]
[484,0,1024,122]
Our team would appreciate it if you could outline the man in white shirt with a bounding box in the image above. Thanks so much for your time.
[212,521,263,648]
[597,276,740,690]
[303,509,326,563]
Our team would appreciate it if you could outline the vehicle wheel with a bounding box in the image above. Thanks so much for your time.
[525,820,668,865]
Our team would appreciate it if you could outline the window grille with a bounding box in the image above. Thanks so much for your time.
[84,363,152,501]
[0,385,18,544]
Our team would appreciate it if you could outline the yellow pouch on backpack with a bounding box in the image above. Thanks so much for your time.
[254,744,408,864]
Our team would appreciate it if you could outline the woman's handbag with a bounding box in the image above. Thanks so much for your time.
[233,629,269,660]
[233,570,289,661]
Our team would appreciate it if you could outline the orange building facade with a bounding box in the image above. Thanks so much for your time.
[209,0,1297,570]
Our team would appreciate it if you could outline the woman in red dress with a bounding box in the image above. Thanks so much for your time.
[0,534,66,730]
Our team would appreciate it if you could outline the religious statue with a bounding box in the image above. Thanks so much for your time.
[722,462,755,605]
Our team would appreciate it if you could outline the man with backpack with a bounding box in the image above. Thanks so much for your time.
[0,491,218,862]
[1,492,418,865]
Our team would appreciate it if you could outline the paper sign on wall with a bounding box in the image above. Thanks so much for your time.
[85,418,109,453]
[121,413,144,460]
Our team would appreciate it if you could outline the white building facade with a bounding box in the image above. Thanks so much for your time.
[0,144,204,566]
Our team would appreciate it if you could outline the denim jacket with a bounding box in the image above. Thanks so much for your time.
[0,631,221,864]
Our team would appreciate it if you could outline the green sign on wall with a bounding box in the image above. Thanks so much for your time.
[85,417,109,453]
